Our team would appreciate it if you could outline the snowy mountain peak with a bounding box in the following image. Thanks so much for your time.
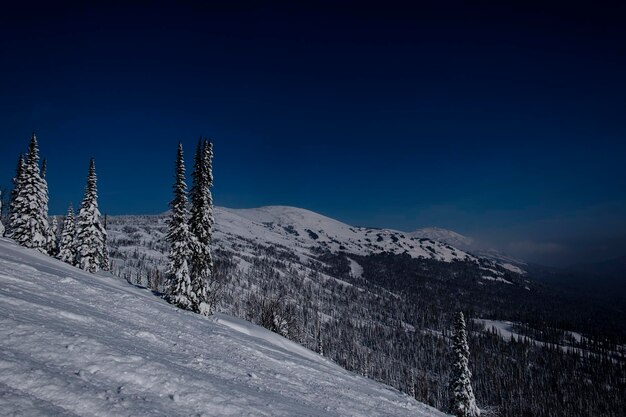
[412,227,475,248]
[213,205,479,264]
[219,205,350,231]
[108,205,527,280]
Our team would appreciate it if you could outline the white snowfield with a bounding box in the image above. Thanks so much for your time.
[215,206,477,263]
[0,238,448,417]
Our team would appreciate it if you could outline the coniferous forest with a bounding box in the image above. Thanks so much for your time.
[3,134,624,417]
[102,213,625,417]
[3,3,626,416]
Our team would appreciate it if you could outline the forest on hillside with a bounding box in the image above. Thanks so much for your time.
[105,215,626,417]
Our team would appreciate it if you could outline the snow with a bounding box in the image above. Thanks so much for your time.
[214,206,478,263]
[348,258,363,278]
[0,193,4,237]
[0,238,448,417]
[481,276,513,285]
[474,319,521,342]
[412,227,474,248]
[500,263,525,275]
[473,318,617,359]
[567,331,583,343]
[107,206,523,293]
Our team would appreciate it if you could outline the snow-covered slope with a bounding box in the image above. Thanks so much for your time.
[412,226,526,272]
[0,238,448,417]
[411,227,475,249]
[215,206,477,263]
[106,206,523,290]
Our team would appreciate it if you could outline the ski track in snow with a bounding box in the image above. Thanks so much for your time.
[0,238,448,417]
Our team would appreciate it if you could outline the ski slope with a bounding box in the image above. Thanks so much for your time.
[0,238,448,417]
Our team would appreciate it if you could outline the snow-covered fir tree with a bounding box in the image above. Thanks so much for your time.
[188,138,216,315]
[449,312,480,417]
[0,191,4,236]
[41,158,48,178]
[8,134,50,253]
[165,142,195,309]
[315,312,324,356]
[58,204,77,265]
[101,225,110,271]
[75,158,108,273]
[47,216,59,256]
[51,216,59,237]
[8,154,25,230]
[41,158,56,255]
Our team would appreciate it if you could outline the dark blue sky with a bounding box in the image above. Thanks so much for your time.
[1,2,625,265]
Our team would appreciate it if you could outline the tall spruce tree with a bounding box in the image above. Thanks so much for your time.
[41,158,47,179]
[58,204,77,265]
[48,216,59,256]
[101,214,110,271]
[165,142,195,309]
[450,312,480,417]
[75,158,108,273]
[8,133,50,252]
[8,153,25,230]
[41,158,56,255]
[0,190,4,236]
[188,138,216,315]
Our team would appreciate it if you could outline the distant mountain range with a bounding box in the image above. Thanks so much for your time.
[103,204,626,417]
[214,205,525,271]
[411,226,526,273]
[108,205,527,289]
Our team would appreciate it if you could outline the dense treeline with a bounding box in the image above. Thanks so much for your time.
[354,252,626,341]
[2,133,109,272]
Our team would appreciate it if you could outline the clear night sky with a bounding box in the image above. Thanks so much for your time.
[1,2,625,266]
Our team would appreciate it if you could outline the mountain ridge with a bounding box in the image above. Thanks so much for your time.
[216,205,524,267]
[154,204,524,269]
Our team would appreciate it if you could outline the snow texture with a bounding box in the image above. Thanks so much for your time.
[215,206,477,263]
[473,319,617,358]
[165,143,195,310]
[0,238,448,417]
[8,134,51,253]
[107,206,522,291]
[0,191,4,236]
[187,139,216,316]
[75,159,108,273]
[480,275,513,285]
[449,312,480,417]
[57,205,77,265]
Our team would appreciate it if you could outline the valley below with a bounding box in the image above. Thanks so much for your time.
[103,206,626,417]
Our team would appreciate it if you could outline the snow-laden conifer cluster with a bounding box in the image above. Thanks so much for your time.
[5,134,108,273]
[7,134,51,253]
[58,204,77,265]
[166,139,218,316]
